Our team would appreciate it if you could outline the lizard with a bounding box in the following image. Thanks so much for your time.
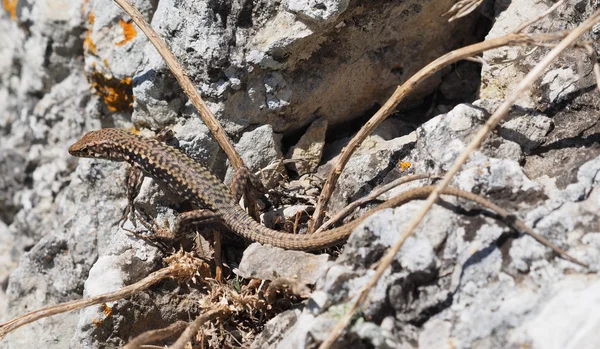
[68,128,586,267]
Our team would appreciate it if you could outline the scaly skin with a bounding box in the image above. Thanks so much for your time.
[68,129,587,266]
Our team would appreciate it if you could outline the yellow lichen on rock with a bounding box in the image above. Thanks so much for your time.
[116,19,136,46]
[83,12,97,55]
[88,71,133,112]
[2,0,17,20]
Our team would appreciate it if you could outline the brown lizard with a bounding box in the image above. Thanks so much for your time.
[68,128,586,266]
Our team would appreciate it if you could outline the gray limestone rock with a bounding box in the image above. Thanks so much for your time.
[2,0,600,348]
[235,124,283,173]
[237,243,330,284]
[129,0,481,132]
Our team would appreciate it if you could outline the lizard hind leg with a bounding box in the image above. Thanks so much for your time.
[174,209,224,233]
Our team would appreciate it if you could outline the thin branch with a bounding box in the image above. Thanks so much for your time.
[581,43,600,94]
[309,31,565,232]
[513,0,566,33]
[167,307,231,349]
[122,321,188,349]
[318,10,600,349]
[314,174,436,233]
[112,0,243,169]
[0,267,174,341]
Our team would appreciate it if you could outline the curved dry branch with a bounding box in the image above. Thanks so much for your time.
[121,321,188,349]
[0,267,175,341]
[310,31,565,232]
[314,174,435,233]
[167,307,231,349]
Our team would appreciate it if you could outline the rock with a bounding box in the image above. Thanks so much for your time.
[235,124,283,173]
[0,219,13,321]
[510,277,600,349]
[338,203,453,270]
[250,309,301,349]
[0,149,26,224]
[323,130,416,213]
[539,67,579,104]
[285,0,349,23]
[237,243,330,284]
[413,103,487,172]
[131,0,482,132]
[172,118,227,177]
[480,0,597,105]
[499,112,552,153]
[418,318,453,349]
[287,118,328,175]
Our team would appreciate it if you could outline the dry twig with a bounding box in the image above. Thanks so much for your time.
[318,10,600,349]
[314,174,435,233]
[112,0,242,169]
[442,0,484,21]
[167,306,231,349]
[0,250,203,341]
[581,43,600,94]
[513,0,566,33]
[1,268,173,341]
[122,321,188,349]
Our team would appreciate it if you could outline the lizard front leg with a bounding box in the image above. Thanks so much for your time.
[119,128,176,227]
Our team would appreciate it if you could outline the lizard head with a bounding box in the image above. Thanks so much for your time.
[69,128,130,161]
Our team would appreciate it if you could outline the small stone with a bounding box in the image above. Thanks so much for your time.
[287,118,328,175]
[237,243,330,284]
[233,124,283,177]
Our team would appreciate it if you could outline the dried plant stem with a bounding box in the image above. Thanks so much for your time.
[122,321,188,349]
[214,230,223,282]
[314,174,436,233]
[0,267,175,341]
[112,0,243,169]
[581,43,600,94]
[310,32,563,232]
[167,307,231,349]
[513,0,566,33]
[318,10,600,349]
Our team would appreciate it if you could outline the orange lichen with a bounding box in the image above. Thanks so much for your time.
[88,71,133,112]
[116,19,136,46]
[103,58,110,68]
[2,0,17,20]
[101,303,113,317]
[398,161,411,172]
[83,12,96,55]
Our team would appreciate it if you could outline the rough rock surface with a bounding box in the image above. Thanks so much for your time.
[1,0,600,349]
[237,243,330,284]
